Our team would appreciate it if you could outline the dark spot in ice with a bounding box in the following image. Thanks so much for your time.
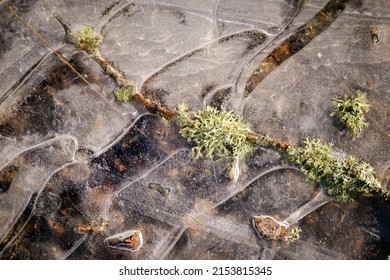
[101,0,122,16]
[121,3,136,17]
[0,31,13,60]
[243,31,267,51]
[171,10,186,24]
[218,30,266,51]
[201,84,216,98]
[370,196,390,259]
[349,0,363,10]
[209,87,232,109]
[101,1,136,26]
[0,165,20,193]
[147,182,170,197]
[171,230,189,251]
[0,182,10,193]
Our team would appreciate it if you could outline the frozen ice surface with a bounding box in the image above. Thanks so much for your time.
[0,0,389,259]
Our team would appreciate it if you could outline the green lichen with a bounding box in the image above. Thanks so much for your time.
[175,103,191,128]
[105,66,116,77]
[284,226,302,242]
[330,91,370,139]
[287,138,387,203]
[72,27,103,56]
[114,84,137,103]
[179,106,254,159]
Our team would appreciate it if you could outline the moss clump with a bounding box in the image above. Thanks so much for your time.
[72,27,103,56]
[114,84,137,103]
[287,138,387,203]
[330,91,370,139]
[178,106,254,159]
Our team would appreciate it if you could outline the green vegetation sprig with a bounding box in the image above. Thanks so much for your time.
[287,139,388,203]
[330,91,370,139]
[284,226,302,242]
[177,105,254,159]
[72,27,103,57]
[114,84,137,103]
[175,103,192,127]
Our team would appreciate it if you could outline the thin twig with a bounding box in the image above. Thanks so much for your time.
[3,3,123,115]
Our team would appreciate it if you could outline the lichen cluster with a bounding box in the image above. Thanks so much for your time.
[177,105,254,159]
[114,84,137,103]
[284,226,302,242]
[72,27,103,56]
[330,91,370,139]
[287,139,387,203]
[175,103,191,128]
